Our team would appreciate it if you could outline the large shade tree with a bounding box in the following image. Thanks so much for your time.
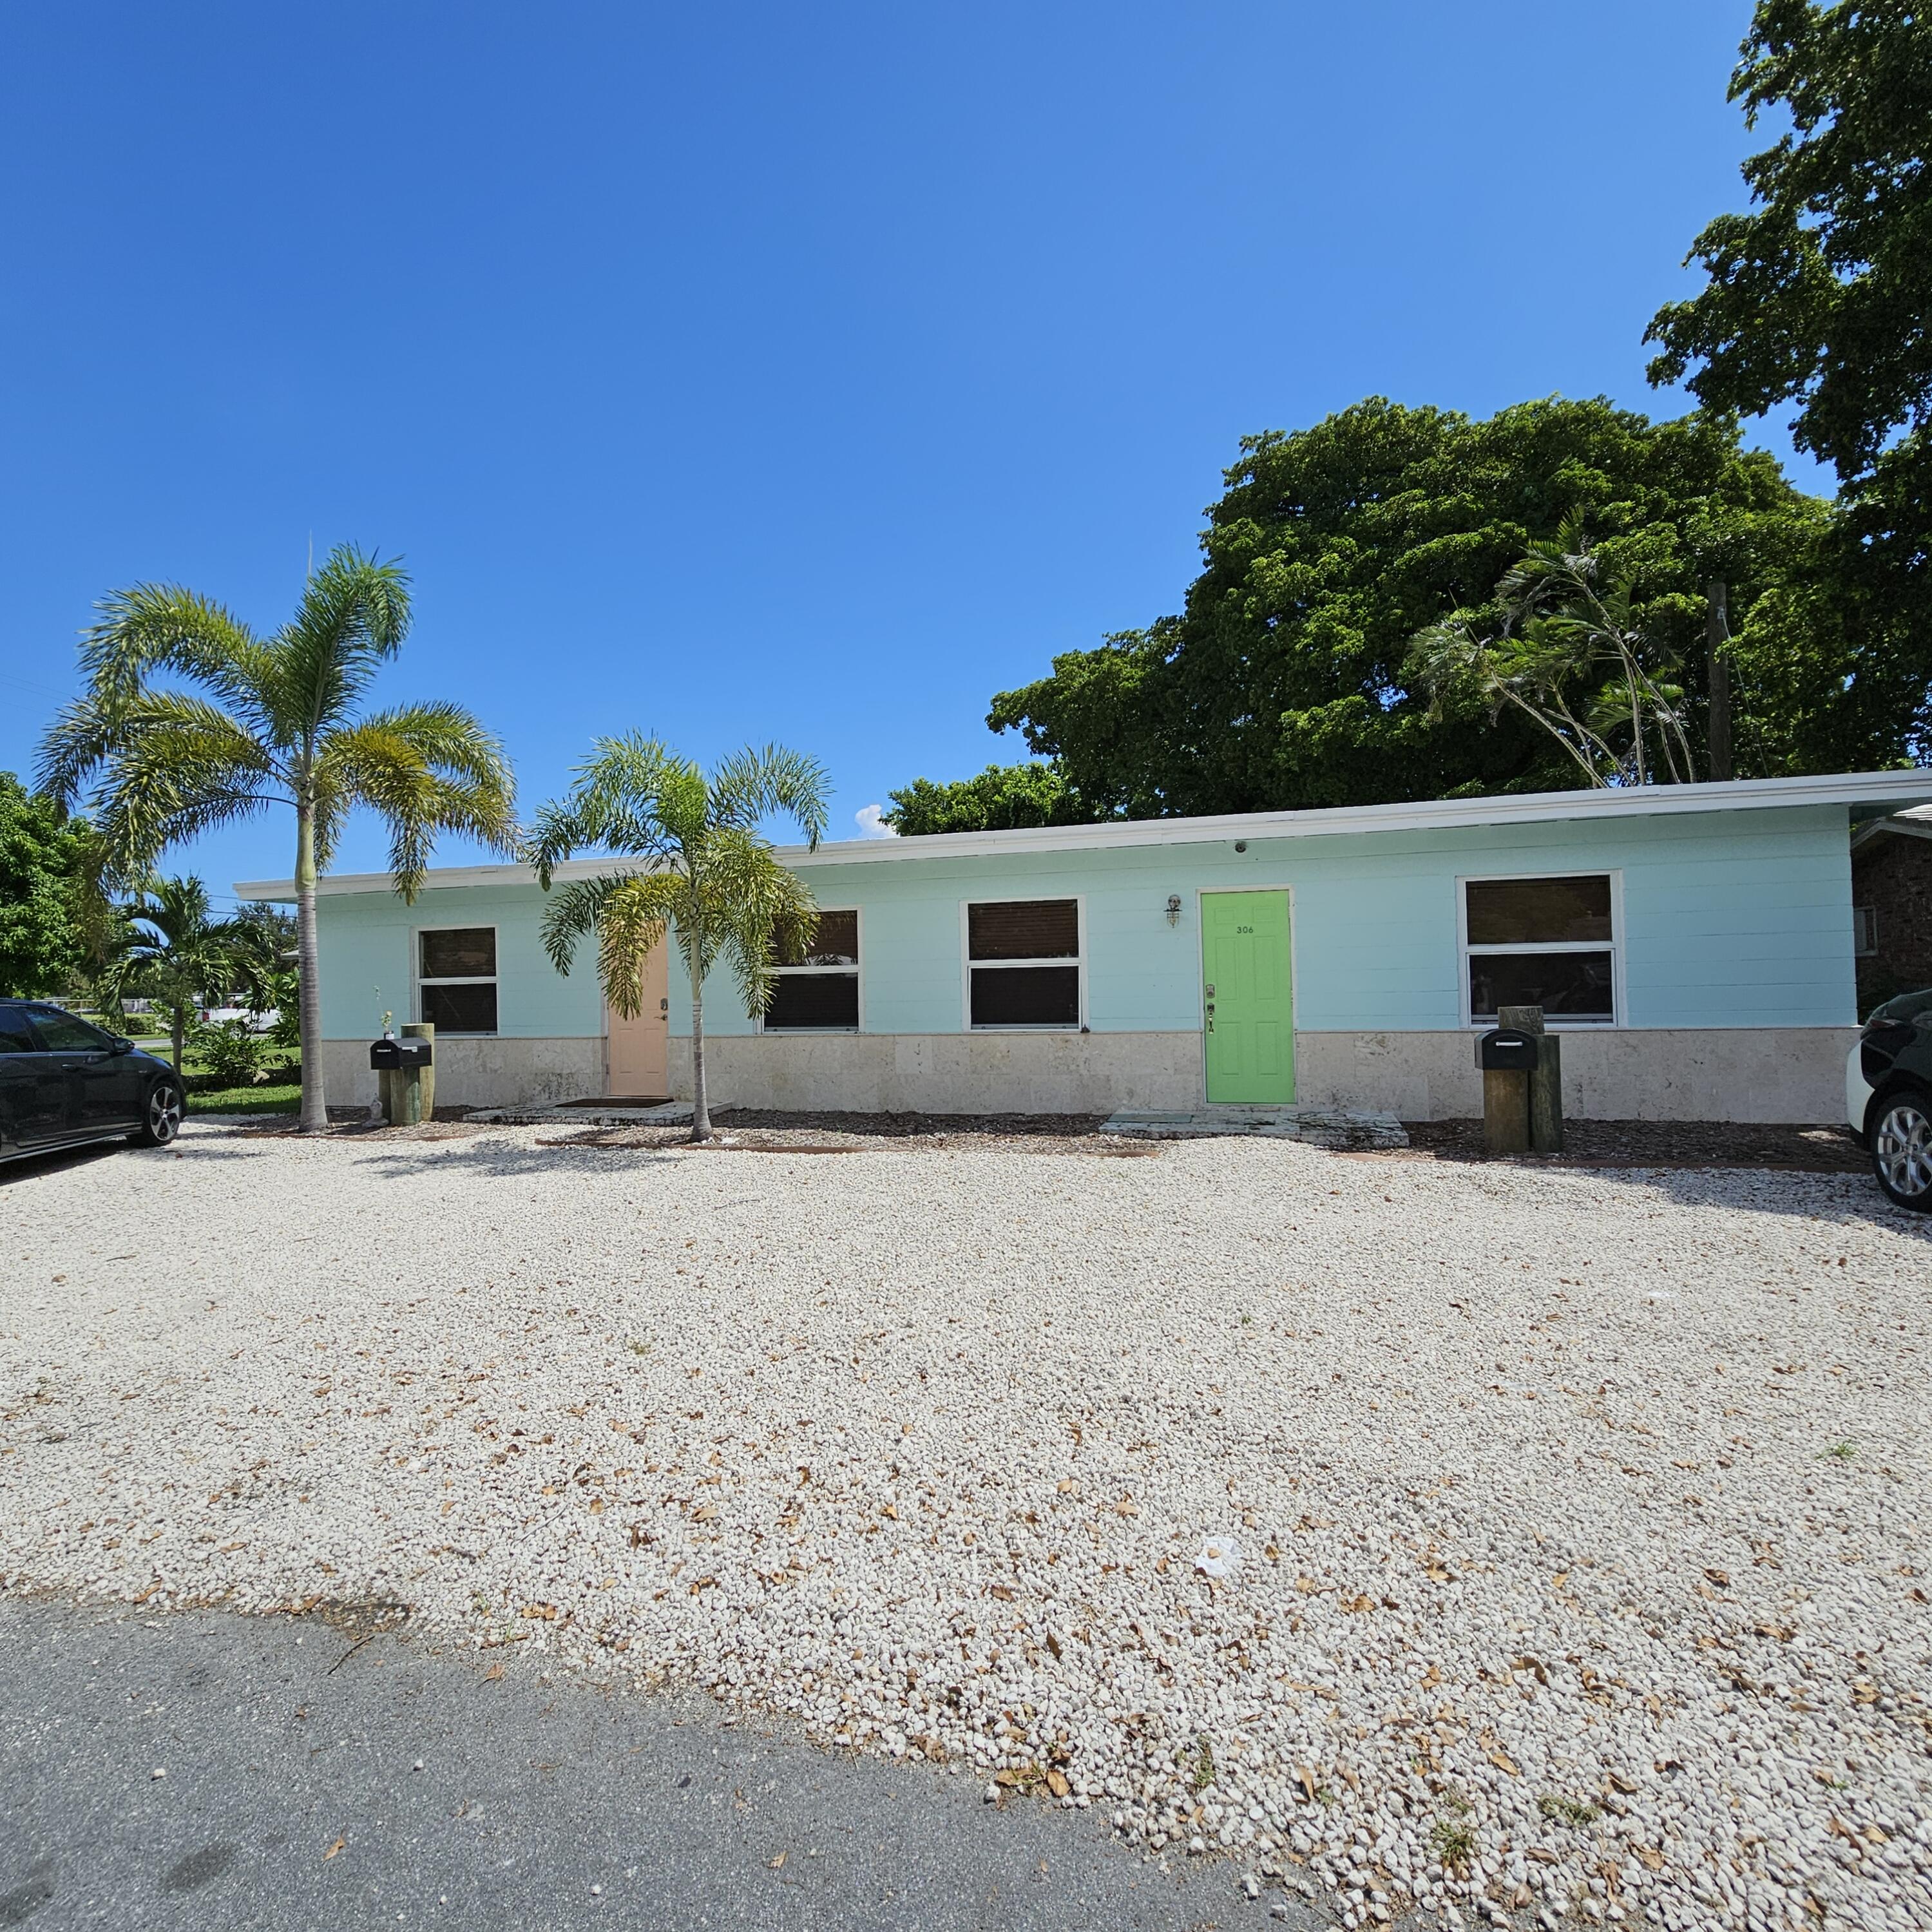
[0,771,97,997]
[527,736,828,1142]
[1646,0,1932,644]
[39,545,518,1131]
[899,398,1861,824]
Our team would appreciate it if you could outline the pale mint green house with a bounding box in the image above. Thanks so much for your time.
[238,771,1932,1123]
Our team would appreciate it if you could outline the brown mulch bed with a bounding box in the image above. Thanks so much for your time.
[529,1112,1159,1157]
[236,1106,1864,1171]
[1378,1118,1866,1172]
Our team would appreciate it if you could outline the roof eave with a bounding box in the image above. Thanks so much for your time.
[236,768,1932,899]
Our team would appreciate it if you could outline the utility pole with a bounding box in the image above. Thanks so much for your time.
[1705,578,1733,783]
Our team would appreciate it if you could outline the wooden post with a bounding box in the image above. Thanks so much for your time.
[1482,1067,1530,1155]
[403,1022,435,1123]
[1500,1004,1564,1154]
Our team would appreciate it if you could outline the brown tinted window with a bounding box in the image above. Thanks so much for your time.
[420,928,496,978]
[1468,952,1614,1022]
[1466,876,1611,946]
[765,973,860,1029]
[968,899,1078,961]
[421,982,498,1033]
[776,909,858,967]
[970,965,1080,1027]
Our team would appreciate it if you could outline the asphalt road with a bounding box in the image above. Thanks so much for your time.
[0,1597,1334,1931]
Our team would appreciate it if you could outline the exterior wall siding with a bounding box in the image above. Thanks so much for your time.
[308,802,1860,1119]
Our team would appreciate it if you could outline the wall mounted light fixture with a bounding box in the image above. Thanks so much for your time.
[1165,894,1182,926]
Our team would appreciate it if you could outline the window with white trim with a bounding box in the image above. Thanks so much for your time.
[1464,875,1615,1024]
[966,898,1082,1028]
[763,910,859,1031]
[417,926,498,1033]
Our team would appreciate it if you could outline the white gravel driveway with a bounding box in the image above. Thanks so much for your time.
[3,1124,1928,1932]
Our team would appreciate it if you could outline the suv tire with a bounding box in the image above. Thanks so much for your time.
[1868,1086,1932,1212]
[133,1080,184,1149]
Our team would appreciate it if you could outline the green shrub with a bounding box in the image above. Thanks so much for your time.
[190,1018,273,1088]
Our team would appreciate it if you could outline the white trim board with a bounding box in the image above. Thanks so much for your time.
[236,769,1932,899]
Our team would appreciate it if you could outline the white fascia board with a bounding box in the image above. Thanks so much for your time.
[238,769,1932,899]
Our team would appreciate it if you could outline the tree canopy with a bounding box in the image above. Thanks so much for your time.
[0,772,95,998]
[1646,1,1932,644]
[883,760,1084,837]
[927,396,1886,824]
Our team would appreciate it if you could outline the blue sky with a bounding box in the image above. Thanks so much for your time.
[0,2,1813,902]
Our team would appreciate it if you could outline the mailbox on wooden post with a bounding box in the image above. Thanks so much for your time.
[1477,1004,1565,1156]
[1477,1026,1535,1154]
[370,1032,433,1125]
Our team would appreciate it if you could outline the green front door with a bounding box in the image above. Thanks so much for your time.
[1202,890,1294,1104]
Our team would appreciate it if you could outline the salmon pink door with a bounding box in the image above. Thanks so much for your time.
[604,943,670,1100]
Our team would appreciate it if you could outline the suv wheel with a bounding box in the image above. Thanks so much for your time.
[135,1080,184,1148]
[1870,1087,1932,1212]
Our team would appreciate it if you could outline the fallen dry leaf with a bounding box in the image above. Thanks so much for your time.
[323,1835,345,1861]
[769,1851,787,1870]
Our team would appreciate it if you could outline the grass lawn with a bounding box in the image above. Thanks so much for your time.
[187,1079,300,1116]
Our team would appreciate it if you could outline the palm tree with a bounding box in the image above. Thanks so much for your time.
[528,736,829,1141]
[96,875,238,1075]
[39,546,517,1132]
[1404,513,1698,787]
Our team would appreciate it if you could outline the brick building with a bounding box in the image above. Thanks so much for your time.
[1851,805,1932,1015]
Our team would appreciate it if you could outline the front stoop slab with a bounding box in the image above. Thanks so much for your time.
[470,1100,695,1128]
[1102,1107,1408,1149]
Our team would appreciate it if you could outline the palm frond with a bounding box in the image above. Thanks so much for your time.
[594,872,685,1017]
[61,694,280,877]
[708,743,831,849]
[525,734,680,881]
[698,825,818,1017]
[74,584,269,722]
[320,704,517,899]
[269,546,412,738]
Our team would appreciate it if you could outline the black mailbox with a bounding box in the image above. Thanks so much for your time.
[369,1035,433,1071]
[1477,1027,1538,1071]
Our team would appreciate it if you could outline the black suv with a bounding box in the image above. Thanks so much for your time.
[0,1000,184,1164]
[1854,989,1932,1211]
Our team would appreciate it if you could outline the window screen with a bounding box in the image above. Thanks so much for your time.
[1464,875,1615,1024]
[1466,876,1611,945]
[967,899,1082,1027]
[420,928,497,978]
[1468,953,1614,1022]
[968,900,1079,961]
[970,965,1080,1028]
[763,910,859,1031]
[775,909,859,968]
[765,973,860,1029]
[418,927,498,1033]
[421,982,499,1033]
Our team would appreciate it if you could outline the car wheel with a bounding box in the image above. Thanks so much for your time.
[1869,1087,1932,1212]
[134,1080,184,1148]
